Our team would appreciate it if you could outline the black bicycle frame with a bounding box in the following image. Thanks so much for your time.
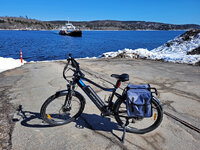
[75,76,121,114]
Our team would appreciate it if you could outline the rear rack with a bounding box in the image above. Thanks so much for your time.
[128,87,158,95]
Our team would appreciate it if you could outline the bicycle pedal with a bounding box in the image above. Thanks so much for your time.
[100,113,105,117]
[102,113,110,117]
[101,110,113,117]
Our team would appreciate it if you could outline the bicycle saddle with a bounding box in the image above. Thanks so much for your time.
[111,73,129,82]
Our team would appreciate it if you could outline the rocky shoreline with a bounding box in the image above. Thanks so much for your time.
[101,29,200,65]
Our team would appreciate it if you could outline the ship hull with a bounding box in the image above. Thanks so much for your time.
[59,30,82,37]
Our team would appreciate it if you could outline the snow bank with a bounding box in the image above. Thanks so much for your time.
[101,31,200,65]
[0,57,26,73]
[101,48,200,65]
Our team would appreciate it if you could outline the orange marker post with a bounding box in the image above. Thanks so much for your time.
[20,49,23,63]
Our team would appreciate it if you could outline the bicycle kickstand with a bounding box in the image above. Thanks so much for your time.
[121,118,129,143]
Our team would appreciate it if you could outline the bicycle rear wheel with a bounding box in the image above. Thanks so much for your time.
[114,97,163,134]
[40,91,85,126]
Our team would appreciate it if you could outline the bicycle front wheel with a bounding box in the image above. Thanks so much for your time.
[40,91,85,126]
[114,97,163,134]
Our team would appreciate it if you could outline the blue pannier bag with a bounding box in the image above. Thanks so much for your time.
[126,84,152,117]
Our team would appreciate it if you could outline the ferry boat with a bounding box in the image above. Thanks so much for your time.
[59,21,82,37]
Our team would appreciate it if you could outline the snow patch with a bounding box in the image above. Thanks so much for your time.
[0,57,26,73]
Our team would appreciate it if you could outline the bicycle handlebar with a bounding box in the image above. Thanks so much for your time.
[63,54,85,80]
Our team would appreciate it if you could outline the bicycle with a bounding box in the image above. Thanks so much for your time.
[40,54,163,141]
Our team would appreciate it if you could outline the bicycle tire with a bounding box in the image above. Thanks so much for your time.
[114,96,163,134]
[40,91,85,126]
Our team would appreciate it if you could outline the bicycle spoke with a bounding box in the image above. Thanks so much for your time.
[41,92,85,125]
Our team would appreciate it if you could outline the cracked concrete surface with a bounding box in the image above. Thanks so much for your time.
[0,58,200,150]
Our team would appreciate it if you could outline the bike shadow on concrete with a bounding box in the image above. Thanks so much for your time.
[75,113,122,132]
[14,105,123,133]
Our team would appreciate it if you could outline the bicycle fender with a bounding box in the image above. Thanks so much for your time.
[152,96,163,111]
[55,90,69,97]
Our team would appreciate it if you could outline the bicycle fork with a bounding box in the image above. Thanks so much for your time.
[62,84,74,111]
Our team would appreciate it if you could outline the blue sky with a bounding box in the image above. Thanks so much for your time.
[0,0,200,24]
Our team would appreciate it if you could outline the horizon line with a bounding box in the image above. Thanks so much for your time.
[1,16,200,25]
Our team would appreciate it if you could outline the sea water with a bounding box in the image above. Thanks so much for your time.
[0,30,185,62]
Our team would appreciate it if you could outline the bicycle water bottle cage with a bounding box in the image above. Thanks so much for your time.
[111,74,129,82]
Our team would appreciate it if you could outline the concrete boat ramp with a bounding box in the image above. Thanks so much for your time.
[0,58,200,150]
